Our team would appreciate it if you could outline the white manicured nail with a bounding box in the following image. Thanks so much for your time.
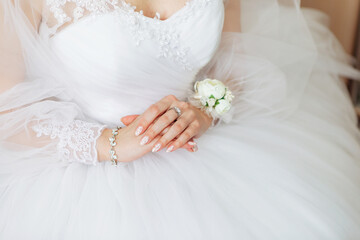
[188,141,197,146]
[140,136,149,146]
[166,146,174,152]
[152,143,161,152]
[192,145,198,152]
[135,126,143,136]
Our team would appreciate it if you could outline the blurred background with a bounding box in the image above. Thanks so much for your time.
[302,0,360,123]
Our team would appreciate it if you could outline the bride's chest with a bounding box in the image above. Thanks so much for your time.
[40,0,225,73]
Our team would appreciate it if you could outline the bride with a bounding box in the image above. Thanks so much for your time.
[1,0,360,239]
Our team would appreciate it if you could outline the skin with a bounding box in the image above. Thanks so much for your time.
[97,95,213,163]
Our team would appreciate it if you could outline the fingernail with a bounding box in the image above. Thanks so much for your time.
[140,136,149,146]
[135,126,143,136]
[152,143,161,152]
[166,146,174,153]
[192,145,198,152]
[188,141,197,146]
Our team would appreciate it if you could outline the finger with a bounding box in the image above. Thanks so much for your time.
[167,139,198,152]
[134,95,178,136]
[182,139,197,149]
[139,109,178,146]
[160,125,172,135]
[150,113,193,152]
[121,115,140,126]
[166,124,197,153]
[151,109,195,152]
[140,134,163,154]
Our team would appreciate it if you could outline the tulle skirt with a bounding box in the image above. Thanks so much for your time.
[1,7,360,240]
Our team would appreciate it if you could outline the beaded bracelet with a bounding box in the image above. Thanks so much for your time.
[109,126,121,166]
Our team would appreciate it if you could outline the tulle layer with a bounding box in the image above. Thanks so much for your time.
[1,69,360,239]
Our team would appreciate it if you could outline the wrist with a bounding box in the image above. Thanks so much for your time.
[96,128,112,162]
[202,109,215,129]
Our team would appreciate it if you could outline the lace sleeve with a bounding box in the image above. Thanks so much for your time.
[32,119,106,165]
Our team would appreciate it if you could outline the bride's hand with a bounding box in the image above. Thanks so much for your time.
[96,117,163,163]
[121,114,197,153]
[133,95,213,153]
[96,113,198,163]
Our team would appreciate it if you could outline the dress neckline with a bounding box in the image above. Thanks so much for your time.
[119,0,195,23]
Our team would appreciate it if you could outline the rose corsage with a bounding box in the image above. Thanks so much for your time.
[188,78,235,126]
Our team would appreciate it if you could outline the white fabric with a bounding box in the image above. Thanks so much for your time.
[32,119,106,165]
[1,0,360,239]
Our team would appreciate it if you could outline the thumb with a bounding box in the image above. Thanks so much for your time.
[121,115,140,126]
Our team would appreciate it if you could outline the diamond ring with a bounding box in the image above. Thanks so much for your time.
[169,106,182,118]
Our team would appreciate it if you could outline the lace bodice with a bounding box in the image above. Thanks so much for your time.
[41,0,223,70]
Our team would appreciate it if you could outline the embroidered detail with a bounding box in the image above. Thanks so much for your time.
[32,119,106,166]
[114,0,213,71]
[114,1,194,70]
[45,0,215,70]
[46,0,119,25]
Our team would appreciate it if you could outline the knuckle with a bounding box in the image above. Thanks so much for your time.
[192,120,200,129]
[182,132,192,140]
[139,119,148,127]
[173,141,181,148]
[162,115,170,123]
[161,136,171,145]
[149,104,160,115]
[174,123,184,132]
[179,101,189,109]
[187,110,195,118]
[158,137,167,146]
[167,94,177,101]
[146,129,155,138]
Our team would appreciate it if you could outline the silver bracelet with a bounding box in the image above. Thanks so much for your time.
[109,126,121,166]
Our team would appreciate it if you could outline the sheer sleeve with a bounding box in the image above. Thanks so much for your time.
[0,0,107,167]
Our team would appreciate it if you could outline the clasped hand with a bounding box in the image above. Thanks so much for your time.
[98,95,213,163]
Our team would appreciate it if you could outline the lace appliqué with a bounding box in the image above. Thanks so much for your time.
[32,119,106,166]
[46,0,119,25]
[45,0,215,71]
[115,0,213,71]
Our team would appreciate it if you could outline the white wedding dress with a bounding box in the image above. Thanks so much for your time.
[0,0,360,239]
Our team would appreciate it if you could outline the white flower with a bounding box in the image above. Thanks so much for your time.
[195,79,226,99]
[200,96,208,106]
[207,98,216,107]
[215,99,231,115]
[224,90,235,102]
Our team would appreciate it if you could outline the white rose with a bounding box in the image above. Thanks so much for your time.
[196,79,226,99]
[215,99,231,115]
[224,90,235,102]
[207,98,216,107]
[200,96,208,106]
